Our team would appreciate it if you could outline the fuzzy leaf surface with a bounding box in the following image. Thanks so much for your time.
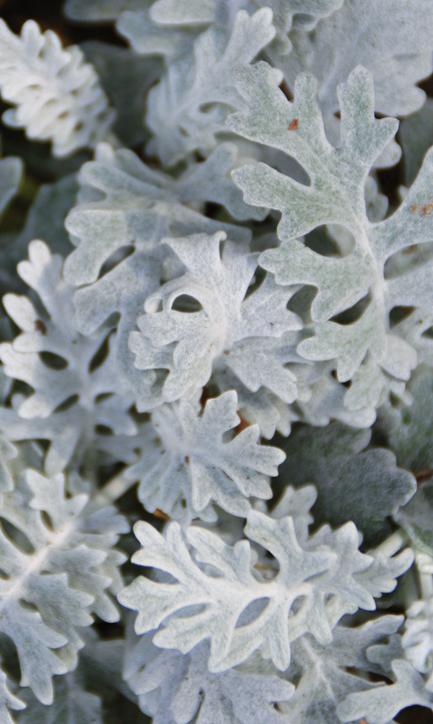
[130,231,303,409]
[0,20,114,156]
[126,390,285,521]
[229,64,433,410]
[0,469,127,704]
[119,511,410,672]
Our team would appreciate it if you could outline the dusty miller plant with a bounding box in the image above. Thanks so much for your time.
[0,0,431,721]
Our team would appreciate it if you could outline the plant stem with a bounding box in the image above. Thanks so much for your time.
[94,474,136,505]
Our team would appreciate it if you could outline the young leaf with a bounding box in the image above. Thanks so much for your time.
[129,231,303,409]
[146,9,275,164]
[0,20,115,157]
[126,390,285,521]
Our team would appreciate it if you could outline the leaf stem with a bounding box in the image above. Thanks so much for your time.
[95,474,136,505]
[374,529,408,556]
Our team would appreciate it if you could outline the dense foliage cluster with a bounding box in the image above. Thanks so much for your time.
[0,1,431,721]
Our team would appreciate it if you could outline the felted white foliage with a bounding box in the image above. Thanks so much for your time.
[119,509,411,673]
[403,595,433,687]
[117,5,199,61]
[150,0,343,42]
[230,359,376,441]
[150,0,216,26]
[0,20,115,157]
[269,483,317,542]
[0,240,136,473]
[64,142,254,290]
[16,628,133,722]
[229,64,433,412]
[0,3,431,721]
[138,1,342,164]
[129,231,303,410]
[125,389,285,521]
[117,0,342,64]
[271,0,433,137]
[117,0,428,162]
[0,670,24,724]
[63,142,255,402]
[337,659,433,723]
[283,615,404,723]
[125,639,294,723]
[0,468,127,704]
[124,613,412,724]
[292,368,377,431]
[146,9,275,165]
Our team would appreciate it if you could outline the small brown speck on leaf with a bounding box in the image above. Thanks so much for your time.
[288,118,299,131]
[34,319,47,334]
[153,508,170,521]
[184,455,190,464]
[420,201,433,216]
[409,201,433,216]
[234,414,250,434]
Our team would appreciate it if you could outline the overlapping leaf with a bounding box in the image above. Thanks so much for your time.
[0,240,136,473]
[283,616,404,723]
[119,509,411,672]
[278,421,416,544]
[0,468,127,704]
[129,231,303,409]
[0,20,114,156]
[126,389,284,521]
[145,9,275,164]
[229,64,433,411]
[63,142,255,403]
[338,659,433,723]
[125,639,294,724]
[378,364,433,474]
[272,0,433,138]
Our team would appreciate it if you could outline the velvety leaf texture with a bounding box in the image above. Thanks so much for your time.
[119,511,411,672]
[0,20,114,156]
[125,389,285,521]
[229,64,433,413]
[0,1,430,721]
